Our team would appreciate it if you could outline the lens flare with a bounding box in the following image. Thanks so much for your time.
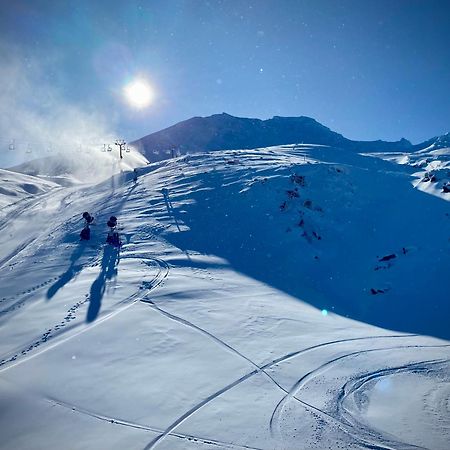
[124,79,154,108]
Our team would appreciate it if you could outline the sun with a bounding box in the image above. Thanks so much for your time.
[124,79,154,108]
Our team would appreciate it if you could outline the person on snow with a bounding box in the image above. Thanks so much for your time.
[133,169,138,183]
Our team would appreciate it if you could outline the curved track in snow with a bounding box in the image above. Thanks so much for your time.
[269,342,450,450]
[140,295,447,450]
[2,244,448,450]
[337,358,450,450]
[0,254,170,371]
[136,292,450,450]
[2,182,449,449]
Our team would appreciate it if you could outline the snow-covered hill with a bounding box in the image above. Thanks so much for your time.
[0,145,449,450]
[363,140,450,200]
[0,168,59,209]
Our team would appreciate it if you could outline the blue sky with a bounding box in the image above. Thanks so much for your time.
[1,0,449,147]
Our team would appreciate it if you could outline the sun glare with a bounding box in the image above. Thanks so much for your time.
[124,79,154,108]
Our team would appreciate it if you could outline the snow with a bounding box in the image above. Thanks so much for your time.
[0,145,449,450]
[362,145,450,201]
[0,168,59,209]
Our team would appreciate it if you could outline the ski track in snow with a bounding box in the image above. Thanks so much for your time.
[337,359,450,450]
[2,244,427,450]
[0,254,170,372]
[0,236,39,271]
[2,148,449,449]
[46,397,263,450]
[139,294,440,450]
[0,187,61,231]
[269,344,450,450]
[2,258,447,450]
[0,248,102,317]
[0,188,75,270]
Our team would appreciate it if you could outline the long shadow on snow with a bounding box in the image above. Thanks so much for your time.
[162,149,450,340]
[43,175,132,303]
[86,245,119,323]
[46,244,87,300]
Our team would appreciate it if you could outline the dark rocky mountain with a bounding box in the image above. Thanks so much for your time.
[130,113,415,161]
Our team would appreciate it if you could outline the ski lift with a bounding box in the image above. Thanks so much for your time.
[125,146,131,153]
[107,145,113,152]
[9,139,15,151]
[26,144,32,154]
[102,144,107,152]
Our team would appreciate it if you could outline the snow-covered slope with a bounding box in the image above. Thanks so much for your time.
[152,145,449,338]
[0,168,59,209]
[363,142,450,200]
[0,145,449,450]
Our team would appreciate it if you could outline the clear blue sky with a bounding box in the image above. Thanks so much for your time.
[1,0,449,144]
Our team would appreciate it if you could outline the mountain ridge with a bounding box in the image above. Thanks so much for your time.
[130,112,421,160]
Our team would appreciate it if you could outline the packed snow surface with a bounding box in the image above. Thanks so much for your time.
[0,145,449,450]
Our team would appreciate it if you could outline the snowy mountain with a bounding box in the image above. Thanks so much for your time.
[0,168,59,209]
[363,136,450,198]
[0,144,449,450]
[130,113,414,161]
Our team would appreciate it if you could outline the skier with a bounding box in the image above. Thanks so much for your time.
[106,216,121,247]
[133,169,138,183]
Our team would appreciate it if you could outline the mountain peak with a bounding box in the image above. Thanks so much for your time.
[130,113,424,161]
[131,113,349,158]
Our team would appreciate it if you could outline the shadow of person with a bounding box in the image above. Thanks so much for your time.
[86,245,119,323]
[46,244,86,300]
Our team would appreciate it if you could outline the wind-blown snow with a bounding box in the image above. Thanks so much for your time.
[9,147,149,185]
[0,145,449,450]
